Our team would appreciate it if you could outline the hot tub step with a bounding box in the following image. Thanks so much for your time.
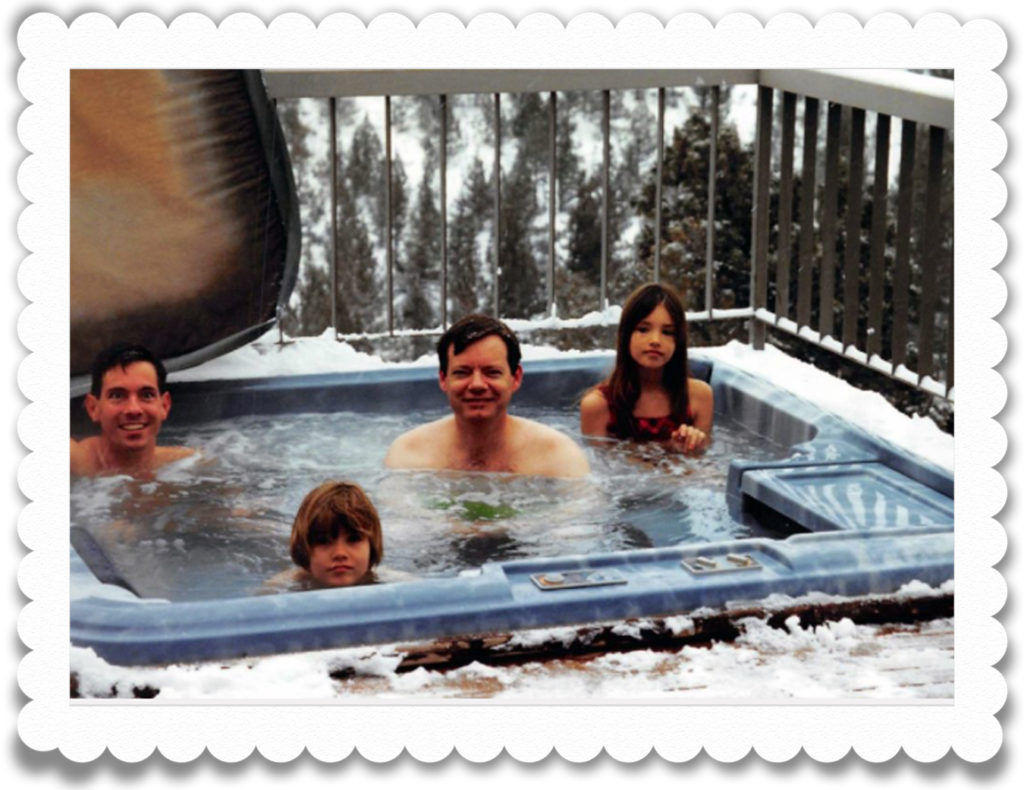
[740,462,954,533]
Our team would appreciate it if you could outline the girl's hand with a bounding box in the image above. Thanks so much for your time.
[669,425,709,455]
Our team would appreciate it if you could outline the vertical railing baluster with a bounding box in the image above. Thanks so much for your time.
[493,93,501,317]
[330,96,338,338]
[655,87,664,284]
[842,107,865,351]
[706,85,719,317]
[385,95,394,334]
[796,96,818,330]
[867,113,891,361]
[750,85,772,349]
[819,101,842,340]
[918,125,945,383]
[440,93,448,329]
[892,119,916,371]
[601,89,610,309]
[548,91,556,316]
[274,96,286,346]
[946,281,954,396]
[776,91,796,322]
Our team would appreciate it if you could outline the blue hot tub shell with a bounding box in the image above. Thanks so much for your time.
[69,353,953,665]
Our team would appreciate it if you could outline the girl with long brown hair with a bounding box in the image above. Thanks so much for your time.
[580,282,713,453]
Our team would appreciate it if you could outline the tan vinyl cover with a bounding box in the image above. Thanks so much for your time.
[70,69,295,378]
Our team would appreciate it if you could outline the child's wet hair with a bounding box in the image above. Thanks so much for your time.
[289,481,383,570]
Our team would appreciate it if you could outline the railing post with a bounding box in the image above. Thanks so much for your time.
[548,91,557,316]
[842,107,865,352]
[776,91,795,322]
[918,125,946,384]
[385,95,394,335]
[440,93,448,329]
[892,119,917,371]
[493,93,501,317]
[329,96,338,338]
[796,96,818,330]
[750,85,772,350]
[655,87,664,284]
[867,113,891,360]
[705,85,719,317]
[601,89,610,309]
[819,102,842,340]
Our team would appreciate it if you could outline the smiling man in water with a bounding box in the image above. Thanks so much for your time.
[70,343,195,478]
[385,315,590,478]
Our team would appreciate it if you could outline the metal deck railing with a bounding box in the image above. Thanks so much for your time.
[263,68,954,400]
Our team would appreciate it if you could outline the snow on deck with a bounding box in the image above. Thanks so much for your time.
[71,593,954,700]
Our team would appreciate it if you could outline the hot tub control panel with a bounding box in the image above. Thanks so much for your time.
[681,553,763,575]
[530,569,628,590]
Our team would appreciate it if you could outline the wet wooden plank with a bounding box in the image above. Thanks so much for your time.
[867,113,891,359]
[776,91,796,321]
[842,107,865,351]
[819,102,842,339]
[750,85,773,348]
[892,119,916,368]
[918,125,946,383]
[796,96,819,329]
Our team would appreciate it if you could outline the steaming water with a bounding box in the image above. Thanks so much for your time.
[70,408,793,602]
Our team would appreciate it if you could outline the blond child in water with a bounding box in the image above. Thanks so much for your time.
[580,282,713,454]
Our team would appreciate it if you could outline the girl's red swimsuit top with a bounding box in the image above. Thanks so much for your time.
[598,385,694,441]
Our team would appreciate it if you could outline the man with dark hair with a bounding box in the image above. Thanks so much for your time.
[385,315,590,478]
[71,343,194,477]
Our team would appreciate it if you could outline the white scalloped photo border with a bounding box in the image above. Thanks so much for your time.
[14,12,1006,763]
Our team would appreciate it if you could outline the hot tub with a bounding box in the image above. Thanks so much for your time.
[69,352,953,665]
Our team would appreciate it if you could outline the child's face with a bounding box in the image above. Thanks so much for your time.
[629,303,677,370]
[308,528,372,587]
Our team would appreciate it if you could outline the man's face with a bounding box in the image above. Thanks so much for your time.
[85,361,171,452]
[440,335,523,421]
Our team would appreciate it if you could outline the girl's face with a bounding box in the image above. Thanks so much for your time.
[629,303,677,371]
[308,528,372,587]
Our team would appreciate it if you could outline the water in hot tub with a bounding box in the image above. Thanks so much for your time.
[70,407,793,602]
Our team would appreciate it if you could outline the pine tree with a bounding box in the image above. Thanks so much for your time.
[335,149,380,334]
[447,157,491,318]
[276,98,330,336]
[497,148,544,318]
[399,164,441,329]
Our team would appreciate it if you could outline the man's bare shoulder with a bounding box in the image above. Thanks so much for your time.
[155,446,197,464]
[70,437,99,476]
[511,417,590,478]
[385,417,453,469]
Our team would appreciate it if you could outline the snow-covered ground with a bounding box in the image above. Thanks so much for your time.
[64,327,958,700]
[71,588,953,701]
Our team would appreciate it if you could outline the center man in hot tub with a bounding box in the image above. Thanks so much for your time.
[385,315,590,478]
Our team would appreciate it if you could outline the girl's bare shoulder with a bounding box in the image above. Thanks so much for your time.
[688,376,713,403]
[580,386,610,413]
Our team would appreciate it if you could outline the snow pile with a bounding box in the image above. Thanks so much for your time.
[71,612,953,701]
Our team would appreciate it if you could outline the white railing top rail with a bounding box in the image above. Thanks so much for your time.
[758,68,953,128]
[262,69,759,98]
[262,67,952,127]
